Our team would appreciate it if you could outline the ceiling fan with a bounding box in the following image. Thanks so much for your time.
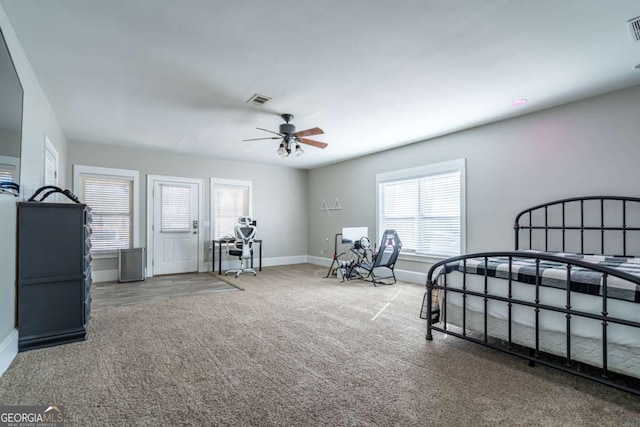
[242,113,328,158]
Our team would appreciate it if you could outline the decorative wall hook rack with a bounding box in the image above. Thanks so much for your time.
[321,198,342,217]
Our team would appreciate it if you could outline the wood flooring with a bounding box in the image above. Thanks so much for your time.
[91,272,240,311]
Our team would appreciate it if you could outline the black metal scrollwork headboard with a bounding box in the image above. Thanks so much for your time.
[514,196,640,257]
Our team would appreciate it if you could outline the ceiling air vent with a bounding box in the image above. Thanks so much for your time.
[629,16,640,42]
[246,93,272,106]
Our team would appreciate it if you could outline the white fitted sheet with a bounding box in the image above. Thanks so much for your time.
[436,271,640,378]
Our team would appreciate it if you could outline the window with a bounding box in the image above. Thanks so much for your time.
[377,159,465,258]
[0,155,19,183]
[211,178,252,240]
[74,165,139,255]
[160,184,192,232]
[0,163,16,182]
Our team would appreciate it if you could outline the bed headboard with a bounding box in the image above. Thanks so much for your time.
[514,196,640,256]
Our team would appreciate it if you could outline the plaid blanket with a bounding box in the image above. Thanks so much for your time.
[440,251,640,303]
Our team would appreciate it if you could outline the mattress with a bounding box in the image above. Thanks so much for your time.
[431,264,640,378]
[443,251,640,303]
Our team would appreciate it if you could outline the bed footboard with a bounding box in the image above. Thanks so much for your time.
[422,251,640,396]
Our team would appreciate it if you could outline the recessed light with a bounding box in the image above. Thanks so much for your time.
[512,98,528,107]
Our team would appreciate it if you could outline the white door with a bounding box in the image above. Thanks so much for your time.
[44,137,59,187]
[152,180,199,275]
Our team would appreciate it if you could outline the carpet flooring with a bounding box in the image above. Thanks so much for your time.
[0,264,639,426]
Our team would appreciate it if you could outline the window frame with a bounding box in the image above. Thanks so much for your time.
[376,158,466,261]
[73,165,140,258]
[0,154,20,184]
[210,177,253,242]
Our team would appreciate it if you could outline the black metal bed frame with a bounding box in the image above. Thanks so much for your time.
[423,196,640,395]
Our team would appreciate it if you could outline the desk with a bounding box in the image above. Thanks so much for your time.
[212,239,262,275]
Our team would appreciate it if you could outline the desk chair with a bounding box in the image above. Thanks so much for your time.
[224,217,257,278]
[355,229,402,286]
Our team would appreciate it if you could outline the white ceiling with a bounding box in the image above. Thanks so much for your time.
[2,0,640,169]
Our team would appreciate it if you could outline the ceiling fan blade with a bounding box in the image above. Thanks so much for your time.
[293,127,324,137]
[297,137,328,149]
[242,137,281,141]
[256,127,283,136]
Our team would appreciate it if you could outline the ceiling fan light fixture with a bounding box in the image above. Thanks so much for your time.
[244,113,327,160]
[276,143,288,158]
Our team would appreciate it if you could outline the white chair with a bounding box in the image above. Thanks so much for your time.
[224,217,257,278]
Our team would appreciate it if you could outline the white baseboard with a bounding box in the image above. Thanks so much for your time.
[394,269,427,285]
[0,329,18,377]
[92,269,118,283]
[96,257,310,280]
[262,255,308,267]
[211,255,309,273]
[307,256,332,267]
[307,256,425,285]
[92,255,426,284]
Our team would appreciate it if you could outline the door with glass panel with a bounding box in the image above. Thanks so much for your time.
[44,137,59,188]
[152,180,199,275]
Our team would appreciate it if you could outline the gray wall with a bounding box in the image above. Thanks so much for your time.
[3,0,640,372]
[67,140,309,275]
[308,84,640,275]
[0,128,21,157]
[0,4,68,370]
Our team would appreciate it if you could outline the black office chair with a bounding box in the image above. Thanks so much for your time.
[355,229,402,286]
[224,217,257,278]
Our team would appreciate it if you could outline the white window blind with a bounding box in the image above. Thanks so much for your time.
[0,163,16,182]
[160,184,192,232]
[213,182,250,239]
[378,160,464,257]
[80,174,133,253]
